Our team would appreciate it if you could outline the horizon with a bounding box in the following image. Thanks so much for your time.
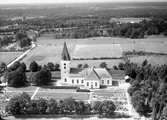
[0,0,167,4]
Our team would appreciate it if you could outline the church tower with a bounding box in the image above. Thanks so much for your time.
[60,42,71,83]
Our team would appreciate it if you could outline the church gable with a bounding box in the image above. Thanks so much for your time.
[84,69,100,81]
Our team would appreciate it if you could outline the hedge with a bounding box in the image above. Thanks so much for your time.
[42,85,78,89]
[76,89,90,92]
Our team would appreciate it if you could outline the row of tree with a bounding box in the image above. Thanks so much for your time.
[6,92,116,117]
[38,18,167,39]
[124,59,167,119]
[2,61,54,87]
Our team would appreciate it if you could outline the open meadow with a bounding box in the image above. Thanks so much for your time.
[74,44,122,59]
[0,52,23,64]
[128,55,167,66]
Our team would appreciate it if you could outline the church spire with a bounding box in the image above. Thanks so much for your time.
[61,42,70,61]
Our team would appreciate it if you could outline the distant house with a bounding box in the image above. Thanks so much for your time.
[60,42,124,89]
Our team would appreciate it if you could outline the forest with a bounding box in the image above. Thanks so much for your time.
[123,57,167,120]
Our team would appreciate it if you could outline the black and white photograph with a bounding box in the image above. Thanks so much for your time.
[0,0,167,120]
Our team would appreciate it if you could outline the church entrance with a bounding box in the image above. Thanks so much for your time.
[91,82,93,89]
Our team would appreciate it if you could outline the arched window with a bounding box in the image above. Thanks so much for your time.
[77,80,79,84]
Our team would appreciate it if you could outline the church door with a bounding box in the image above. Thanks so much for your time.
[91,82,93,88]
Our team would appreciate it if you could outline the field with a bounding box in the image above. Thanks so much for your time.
[74,44,122,59]
[19,36,167,69]
[128,55,167,66]
[110,17,150,23]
[0,52,23,64]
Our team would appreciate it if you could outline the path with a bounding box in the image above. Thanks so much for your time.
[7,42,36,68]
[88,91,93,104]
[31,87,40,100]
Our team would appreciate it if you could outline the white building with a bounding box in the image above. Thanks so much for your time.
[60,42,124,89]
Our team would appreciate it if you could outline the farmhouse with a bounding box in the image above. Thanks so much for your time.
[60,42,124,89]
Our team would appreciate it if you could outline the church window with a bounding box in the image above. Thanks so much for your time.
[87,82,89,86]
[95,82,97,86]
[64,63,66,69]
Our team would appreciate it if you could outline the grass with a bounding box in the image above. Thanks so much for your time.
[0,52,23,64]
[121,43,167,53]
[21,45,74,67]
[35,92,90,100]
[74,44,122,59]
[128,55,167,66]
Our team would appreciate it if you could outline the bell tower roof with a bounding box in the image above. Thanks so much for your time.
[61,42,70,61]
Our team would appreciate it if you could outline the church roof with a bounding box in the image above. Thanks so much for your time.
[94,68,112,78]
[69,67,125,80]
[61,42,70,61]
[84,68,100,81]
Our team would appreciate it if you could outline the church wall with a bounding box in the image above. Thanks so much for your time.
[70,77,84,85]
[60,60,71,83]
[84,80,100,89]
[100,78,112,86]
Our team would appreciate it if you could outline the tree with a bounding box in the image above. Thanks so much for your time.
[77,64,82,68]
[100,62,107,68]
[47,62,54,71]
[6,92,31,115]
[100,100,115,117]
[30,69,51,86]
[46,99,59,114]
[83,63,89,68]
[20,62,26,72]
[36,98,47,114]
[92,101,101,114]
[54,63,60,71]
[7,70,26,87]
[163,106,167,119]
[118,62,124,70]
[63,97,77,113]
[29,61,38,72]
[142,59,148,67]
[0,62,7,72]
[164,30,167,36]
[113,65,118,70]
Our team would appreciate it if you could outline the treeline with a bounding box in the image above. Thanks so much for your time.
[123,59,167,119]
[38,18,167,39]
[1,61,60,87]
[5,92,121,118]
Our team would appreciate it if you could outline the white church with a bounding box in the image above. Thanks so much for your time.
[60,42,124,89]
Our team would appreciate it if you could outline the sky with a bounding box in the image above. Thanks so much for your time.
[0,0,166,4]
